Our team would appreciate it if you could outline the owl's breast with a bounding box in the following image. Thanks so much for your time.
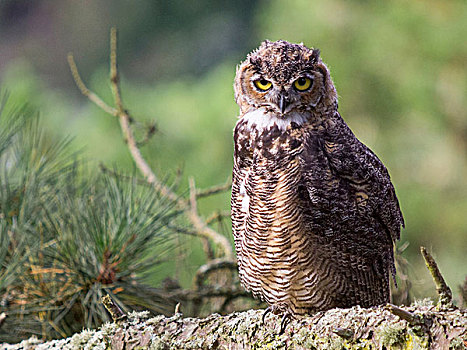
[234,117,304,164]
[232,119,318,306]
[232,117,309,246]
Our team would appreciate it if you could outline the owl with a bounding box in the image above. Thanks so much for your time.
[231,40,404,322]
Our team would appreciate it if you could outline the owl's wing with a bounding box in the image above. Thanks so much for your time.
[299,113,404,290]
[330,114,403,241]
[301,113,404,244]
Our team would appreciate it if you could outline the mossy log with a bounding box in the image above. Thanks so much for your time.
[2,301,466,349]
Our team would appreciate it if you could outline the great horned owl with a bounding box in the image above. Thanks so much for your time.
[231,40,404,319]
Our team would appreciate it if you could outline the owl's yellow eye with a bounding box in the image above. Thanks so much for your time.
[254,79,272,91]
[294,77,312,91]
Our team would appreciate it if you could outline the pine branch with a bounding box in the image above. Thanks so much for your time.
[67,27,234,261]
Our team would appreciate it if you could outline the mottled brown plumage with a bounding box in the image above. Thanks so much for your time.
[231,40,404,317]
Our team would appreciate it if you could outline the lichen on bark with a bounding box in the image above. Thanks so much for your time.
[2,301,466,349]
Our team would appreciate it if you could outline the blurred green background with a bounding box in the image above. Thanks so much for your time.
[0,0,466,302]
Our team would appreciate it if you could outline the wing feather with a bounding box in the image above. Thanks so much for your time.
[299,113,404,287]
[319,114,404,242]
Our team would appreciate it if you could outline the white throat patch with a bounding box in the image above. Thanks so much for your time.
[241,108,308,132]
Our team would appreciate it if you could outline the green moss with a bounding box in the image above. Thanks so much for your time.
[378,322,407,348]
[149,337,169,350]
[128,310,151,323]
[69,329,99,348]
[100,322,118,337]
[146,315,166,325]
[407,329,430,349]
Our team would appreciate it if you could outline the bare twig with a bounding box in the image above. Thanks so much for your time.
[185,209,233,260]
[386,304,421,325]
[109,29,175,200]
[386,304,432,334]
[194,258,238,289]
[334,327,354,340]
[420,247,453,308]
[109,28,126,117]
[173,165,184,191]
[68,27,234,260]
[188,177,198,213]
[136,122,158,147]
[67,54,118,117]
[196,179,232,198]
[166,224,201,237]
[205,210,231,225]
[189,177,214,259]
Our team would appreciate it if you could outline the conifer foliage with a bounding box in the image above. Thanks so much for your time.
[0,95,179,342]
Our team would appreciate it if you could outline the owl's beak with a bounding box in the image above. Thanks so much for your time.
[279,93,289,114]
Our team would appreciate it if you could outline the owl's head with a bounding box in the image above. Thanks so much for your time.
[234,40,337,119]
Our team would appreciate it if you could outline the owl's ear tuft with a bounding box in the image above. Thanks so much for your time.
[311,49,320,63]
[249,55,261,67]
[262,40,273,47]
[257,40,271,51]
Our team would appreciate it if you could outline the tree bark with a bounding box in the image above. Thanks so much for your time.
[2,302,466,349]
